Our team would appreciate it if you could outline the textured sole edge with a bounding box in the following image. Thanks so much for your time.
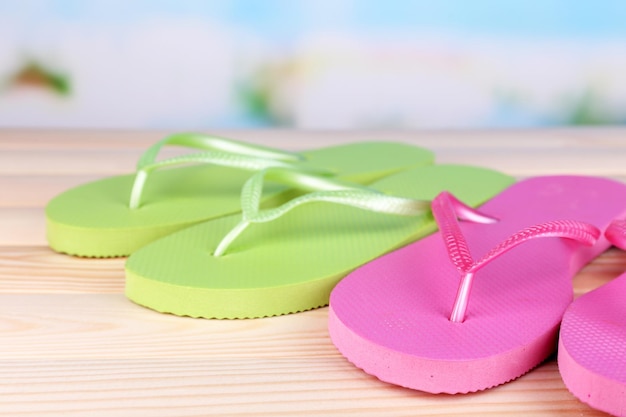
[125,267,344,319]
[46,215,209,258]
[328,304,558,394]
[558,337,626,416]
[130,296,329,320]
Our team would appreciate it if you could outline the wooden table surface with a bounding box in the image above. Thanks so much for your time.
[1,128,625,416]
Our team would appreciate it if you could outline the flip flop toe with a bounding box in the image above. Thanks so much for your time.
[558,219,626,417]
[125,164,513,319]
[329,176,626,394]
[46,133,434,257]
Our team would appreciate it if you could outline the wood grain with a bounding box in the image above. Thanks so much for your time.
[0,247,124,293]
[0,360,607,417]
[0,175,104,207]
[1,129,625,416]
[0,208,46,245]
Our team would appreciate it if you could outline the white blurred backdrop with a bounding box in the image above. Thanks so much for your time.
[1,0,626,129]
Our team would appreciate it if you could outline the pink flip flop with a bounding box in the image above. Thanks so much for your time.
[329,176,626,394]
[558,219,626,416]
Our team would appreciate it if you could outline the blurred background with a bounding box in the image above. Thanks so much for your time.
[1,0,626,130]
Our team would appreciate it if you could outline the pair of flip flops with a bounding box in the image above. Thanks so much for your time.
[330,174,626,415]
[46,133,435,257]
[47,133,513,319]
[47,134,626,414]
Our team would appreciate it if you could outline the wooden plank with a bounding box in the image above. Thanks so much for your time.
[0,208,46,245]
[0,359,605,417]
[1,128,626,151]
[0,130,164,150]
[0,295,333,359]
[0,175,104,207]
[0,150,139,175]
[435,148,626,177]
[0,247,124,294]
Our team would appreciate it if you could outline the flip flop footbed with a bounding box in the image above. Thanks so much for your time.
[47,141,434,257]
[47,165,285,257]
[558,274,626,417]
[329,176,626,394]
[125,165,514,319]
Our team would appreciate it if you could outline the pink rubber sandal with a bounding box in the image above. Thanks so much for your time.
[329,176,626,394]
[558,219,626,416]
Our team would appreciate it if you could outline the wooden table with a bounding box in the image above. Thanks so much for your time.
[1,128,625,416]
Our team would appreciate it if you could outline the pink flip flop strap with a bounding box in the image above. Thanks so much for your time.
[605,219,626,250]
[431,191,601,323]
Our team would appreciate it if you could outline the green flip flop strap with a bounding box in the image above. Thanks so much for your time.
[137,132,302,168]
[214,167,430,256]
[130,133,328,209]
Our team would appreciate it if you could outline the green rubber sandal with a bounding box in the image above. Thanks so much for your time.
[125,164,514,319]
[46,133,434,257]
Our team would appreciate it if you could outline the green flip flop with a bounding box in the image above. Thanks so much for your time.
[125,164,514,319]
[46,133,434,257]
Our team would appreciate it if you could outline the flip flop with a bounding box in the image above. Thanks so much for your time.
[558,219,626,417]
[125,164,514,319]
[329,176,626,394]
[46,133,434,257]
